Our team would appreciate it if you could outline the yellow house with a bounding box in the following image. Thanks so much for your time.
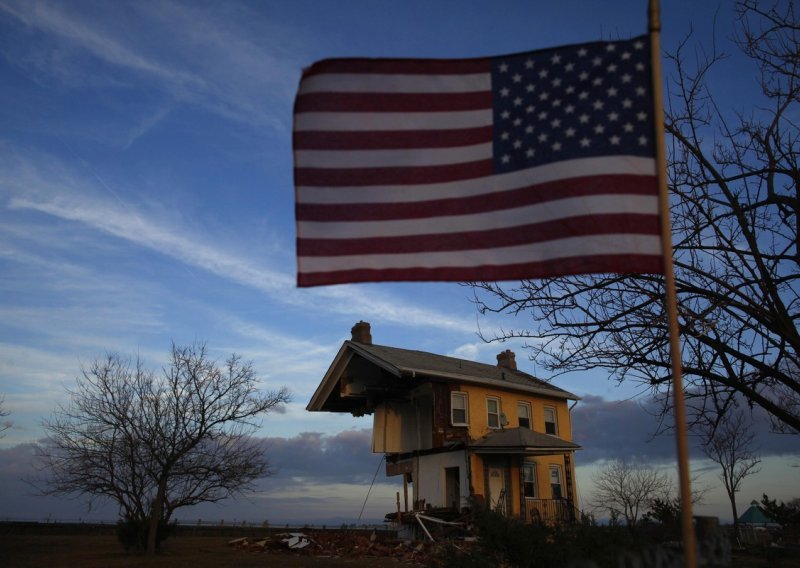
[307,321,581,524]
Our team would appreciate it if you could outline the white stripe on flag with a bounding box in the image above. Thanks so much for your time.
[299,234,663,272]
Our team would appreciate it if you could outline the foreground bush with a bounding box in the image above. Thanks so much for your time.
[116,517,176,551]
[440,507,654,568]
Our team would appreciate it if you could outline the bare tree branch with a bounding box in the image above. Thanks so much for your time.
[469,1,800,434]
[590,460,672,528]
[0,395,11,438]
[700,410,761,538]
[35,343,290,553]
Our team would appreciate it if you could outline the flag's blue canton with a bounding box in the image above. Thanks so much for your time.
[491,36,654,174]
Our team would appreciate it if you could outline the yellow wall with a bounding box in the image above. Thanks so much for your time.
[469,453,484,502]
[472,456,573,507]
[456,384,577,517]
[454,383,573,441]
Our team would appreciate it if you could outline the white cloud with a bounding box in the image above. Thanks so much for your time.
[213,315,338,375]
[0,343,78,393]
[121,105,173,149]
[0,0,303,130]
[449,342,481,361]
[2,0,203,83]
[259,403,372,439]
[2,148,475,334]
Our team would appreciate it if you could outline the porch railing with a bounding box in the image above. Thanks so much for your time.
[524,498,578,524]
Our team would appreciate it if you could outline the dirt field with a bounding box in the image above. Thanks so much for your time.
[3,531,799,567]
[0,534,414,568]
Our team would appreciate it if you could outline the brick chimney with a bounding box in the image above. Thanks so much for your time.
[351,321,372,345]
[496,349,517,371]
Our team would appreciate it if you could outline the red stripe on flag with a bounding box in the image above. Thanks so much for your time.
[296,175,657,221]
[295,91,491,113]
[297,214,659,256]
[293,126,493,150]
[297,255,664,286]
[294,160,494,187]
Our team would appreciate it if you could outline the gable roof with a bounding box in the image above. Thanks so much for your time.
[471,427,582,454]
[354,342,577,398]
[307,339,578,412]
[738,501,778,525]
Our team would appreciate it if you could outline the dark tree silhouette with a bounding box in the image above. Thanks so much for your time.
[590,460,672,528]
[701,411,761,537]
[470,1,800,434]
[38,343,289,554]
[0,394,11,438]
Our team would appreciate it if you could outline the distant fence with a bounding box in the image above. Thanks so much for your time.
[0,520,398,539]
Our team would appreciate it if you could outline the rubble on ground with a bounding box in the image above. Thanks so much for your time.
[227,528,475,564]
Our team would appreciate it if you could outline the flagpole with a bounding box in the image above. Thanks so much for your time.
[648,1,697,566]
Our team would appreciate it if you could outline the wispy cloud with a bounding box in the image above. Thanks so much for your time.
[9,192,474,331]
[0,0,304,130]
[1,0,204,85]
[121,105,172,149]
[1,148,475,333]
[207,313,345,397]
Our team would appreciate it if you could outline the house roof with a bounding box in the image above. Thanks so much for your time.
[470,427,582,454]
[738,501,778,525]
[352,341,577,399]
[307,339,578,412]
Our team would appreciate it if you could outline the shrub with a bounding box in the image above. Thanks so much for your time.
[439,502,651,568]
[116,516,176,551]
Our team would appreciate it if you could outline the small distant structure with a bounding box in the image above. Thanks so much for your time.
[737,500,781,546]
[738,500,779,527]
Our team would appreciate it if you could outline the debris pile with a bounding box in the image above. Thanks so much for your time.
[227,536,270,553]
[227,529,457,564]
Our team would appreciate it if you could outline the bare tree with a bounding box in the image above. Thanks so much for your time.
[38,343,290,554]
[590,460,673,528]
[0,395,11,438]
[470,1,800,434]
[701,411,761,536]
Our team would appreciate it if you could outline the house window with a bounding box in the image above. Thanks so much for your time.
[486,397,501,429]
[522,462,537,498]
[549,465,563,499]
[451,392,468,426]
[517,402,531,429]
[544,406,558,435]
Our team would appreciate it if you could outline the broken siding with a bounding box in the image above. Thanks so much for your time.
[431,382,450,447]
[373,402,417,453]
[372,387,434,453]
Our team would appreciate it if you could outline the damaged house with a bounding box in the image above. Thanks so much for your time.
[307,321,581,524]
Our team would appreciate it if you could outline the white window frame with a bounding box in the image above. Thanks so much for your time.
[450,391,469,426]
[486,397,501,429]
[517,401,532,429]
[544,406,558,435]
[549,464,564,500]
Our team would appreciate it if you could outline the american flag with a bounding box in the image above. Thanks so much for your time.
[294,35,662,287]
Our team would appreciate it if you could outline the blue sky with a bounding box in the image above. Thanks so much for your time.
[0,0,797,525]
